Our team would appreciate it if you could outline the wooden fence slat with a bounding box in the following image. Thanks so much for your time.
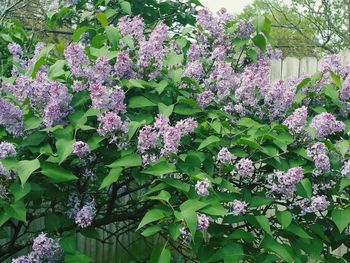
[299,57,318,75]
[282,57,300,80]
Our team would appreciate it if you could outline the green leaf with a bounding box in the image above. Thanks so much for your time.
[24,115,42,131]
[96,12,108,26]
[340,178,350,191]
[120,1,132,14]
[261,236,293,263]
[99,167,123,189]
[64,251,91,263]
[141,225,162,237]
[252,33,267,52]
[72,26,92,42]
[254,15,271,36]
[5,201,26,222]
[16,159,40,185]
[137,207,171,230]
[56,138,75,164]
[158,103,174,117]
[330,71,342,88]
[41,163,78,183]
[60,235,76,253]
[105,26,121,47]
[162,178,190,192]
[9,183,31,202]
[336,140,349,157]
[181,208,197,237]
[87,134,104,151]
[285,223,312,239]
[48,60,66,79]
[323,84,340,105]
[142,160,176,177]
[197,135,221,150]
[256,215,272,235]
[296,178,312,198]
[128,96,156,108]
[164,52,184,67]
[276,210,292,228]
[332,208,350,233]
[148,190,171,202]
[108,154,142,168]
[208,243,244,262]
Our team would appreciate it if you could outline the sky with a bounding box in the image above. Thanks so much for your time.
[200,0,254,14]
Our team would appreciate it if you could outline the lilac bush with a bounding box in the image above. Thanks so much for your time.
[2,5,350,263]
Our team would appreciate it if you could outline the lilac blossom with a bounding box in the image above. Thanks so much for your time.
[72,80,85,92]
[118,16,145,42]
[283,106,308,134]
[228,200,248,216]
[74,202,96,228]
[197,8,222,36]
[236,20,254,39]
[267,167,304,198]
[307,142,327,158]
[216,147,235,165]
[72,141,90,158]
[8,43,23,56]
[137,22,168,78]
[207,61,237,99]
[137,126,158,154]
[0,142,16,159]
[32,233,63,262]
[183,60,203,82]
[313,153,330,175]
[115,50,134,79]
[197,213,210,230]
[310,112,345,137]
[341,160,350,177]
[97,111,128,137]
[297,195,329,214]
[161,126,182,156]
[197,90,214,108]
[340,76,350,101]
[235,158,254,177]
[187,44,201,60]
[195,178,210,196]
[0,98,23,137]
[64,43,89,77]
[321,54,343,75]
[175,118,197,136]
[88,57,112,84]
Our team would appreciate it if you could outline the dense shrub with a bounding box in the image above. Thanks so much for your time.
[1,5,350,263]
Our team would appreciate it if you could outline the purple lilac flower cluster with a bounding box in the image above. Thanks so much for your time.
[235,158,254,177]
[67,193,96,228]
[137,22,168,79]
[236,20,255,39]
[195,178,210,196]
[12,233,63,263]
[97,111,129,146]
[216,147,236,166]
[341,160,350,176]
[0,142,16,159]
[307,142,330,176]
[294,195,329,215]
[267,167,304,198]
[74,202,97,228]
[310,112,345,138]
[197,213,210,230]
[72,141,90,158]
[0,98,23,136]
[283,106,308,134]
[137,115,197,165]
[228,200,248,216]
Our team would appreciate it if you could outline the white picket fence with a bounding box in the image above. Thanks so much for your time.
[5,50,350,262]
